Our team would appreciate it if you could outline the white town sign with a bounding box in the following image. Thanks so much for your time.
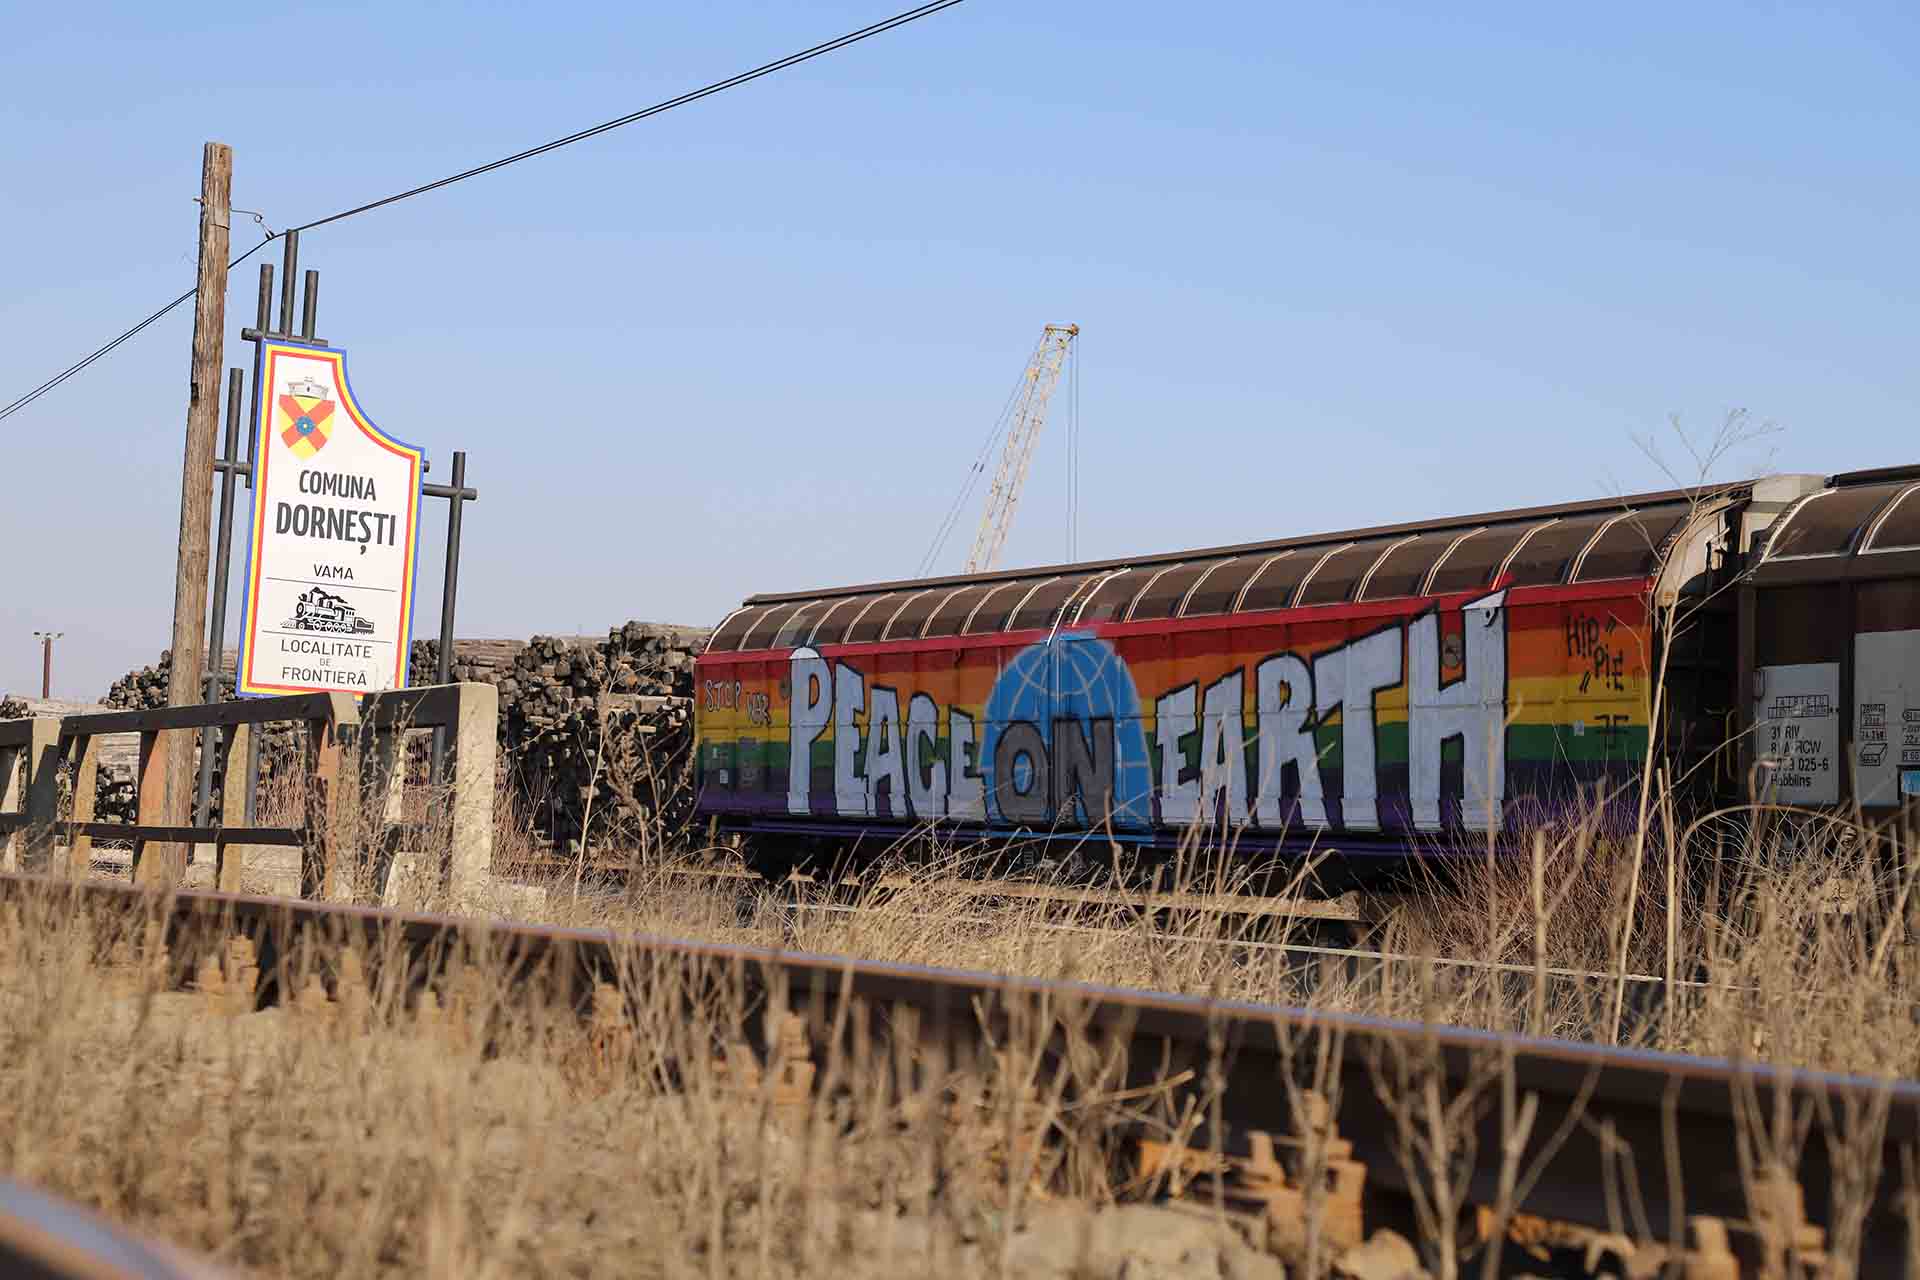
[235,339,424,697]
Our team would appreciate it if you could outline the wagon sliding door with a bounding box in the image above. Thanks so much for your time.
[1854,580,1920,809]
[1751,584,1848,807]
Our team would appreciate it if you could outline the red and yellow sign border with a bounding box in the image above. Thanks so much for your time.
[234,339,426,698]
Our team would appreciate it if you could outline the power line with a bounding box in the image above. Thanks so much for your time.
[0,236,276,424]
[293,0,963,234]
[0,0,965,426]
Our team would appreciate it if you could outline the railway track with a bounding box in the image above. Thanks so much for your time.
[666,862,1395,922]
[0,1177,229,1279]
[1,871,1915,1276]
[667,865,1746,1001]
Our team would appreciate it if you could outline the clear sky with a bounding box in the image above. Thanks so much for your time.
[3,1,1915,699]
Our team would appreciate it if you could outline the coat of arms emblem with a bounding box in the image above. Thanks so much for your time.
[277,373,335,459]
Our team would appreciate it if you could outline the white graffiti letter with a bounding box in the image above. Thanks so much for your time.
[1254,654,1325,827]
[1312,629,1403,831]
[1199,671,1249,827]
[833,663,866,816]
[864,687,907,818]
[1155,685,1199,825]
[906,693,947,817]
[1409,590,1507,830]
[787,647,831,815]
[948,709,985,819]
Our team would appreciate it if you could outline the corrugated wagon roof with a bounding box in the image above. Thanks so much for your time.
[704,481,1754,654]
[744,481,1740,605]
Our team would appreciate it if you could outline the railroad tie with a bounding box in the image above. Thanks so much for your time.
[1226,1128,1367,1255]
[1748,1163,1828,1277]
[104,918,169,998]
[1467,1206,1772,1279]
[294,971,333,1022]
[414,987,445,1039]
[1137,1090,1367,1256]
[1678,1217,1740,1280]
[1224,1093,1366,1254]
[335,950,371,1031]
[770,1012,817,1124]
[416,961,488,1050]
[588,982,628,1061]
[572,980,635,1088]
[284,949,372,1035]
[989,1050,1047,1185]
[1134,1139,1229,1197]
[193,935,260,1017]
[712,1040,761,1093]
[712,1011,816,1131]
[1611,1166,1830,1279]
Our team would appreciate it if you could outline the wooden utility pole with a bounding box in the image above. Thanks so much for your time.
[153,141,233,887]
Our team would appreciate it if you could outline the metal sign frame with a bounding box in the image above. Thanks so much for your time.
[192,232,479,827]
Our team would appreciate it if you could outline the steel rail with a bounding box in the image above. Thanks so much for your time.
[759,896,1719,989]
[662,862,1382,921]
[672,867,1888,998]
[755,896,1919,1006]
[0,1178,231,1279]
[3,873,1915,1273]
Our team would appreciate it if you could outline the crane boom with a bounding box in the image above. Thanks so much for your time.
[964,323,1078,574]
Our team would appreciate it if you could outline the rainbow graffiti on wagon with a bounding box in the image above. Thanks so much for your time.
[693,468,1920,875]
[694,490,1698,856]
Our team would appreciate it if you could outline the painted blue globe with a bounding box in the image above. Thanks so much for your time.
[980,632,1153,826]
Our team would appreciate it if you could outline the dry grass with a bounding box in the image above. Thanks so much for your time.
[9,756,1919,1278]
[484,798,1920,1081]
[0,881,1213,1280]
[10,786,1917,1279]
[13,681,1920,1278]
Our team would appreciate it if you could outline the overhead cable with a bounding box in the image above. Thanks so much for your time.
[292,0,963,234]
[0,236,275,424]
[0,0,965,425]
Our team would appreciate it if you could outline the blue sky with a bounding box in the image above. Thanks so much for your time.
[2,1,1916,697]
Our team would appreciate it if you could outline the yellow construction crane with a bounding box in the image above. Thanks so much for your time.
[964,323,1079,574]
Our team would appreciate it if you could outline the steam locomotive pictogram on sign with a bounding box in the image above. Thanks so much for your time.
[283,587,376,636]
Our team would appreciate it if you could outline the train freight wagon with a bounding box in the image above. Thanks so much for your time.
[694,466,1920,880]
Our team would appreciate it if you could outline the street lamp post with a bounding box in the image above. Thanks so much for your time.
[30,632,62,700]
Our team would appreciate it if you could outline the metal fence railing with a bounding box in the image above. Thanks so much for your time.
[0,684,497,902]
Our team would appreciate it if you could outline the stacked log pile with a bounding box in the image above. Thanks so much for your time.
[491,623,704,863]
[105,651,236,710]
[0,695,141,834]
[94,622,709,865]
[99,651,259,825]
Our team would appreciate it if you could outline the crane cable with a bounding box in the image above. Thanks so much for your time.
[0,0,965,426]
[1066,331,1080,561]
[915,334,1040,578]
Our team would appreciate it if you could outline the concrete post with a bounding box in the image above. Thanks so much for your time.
[130,729,172,886]
[364,725,406,904]
[446,682,498,903]
[65,734,98,879]
[0,744,16,872]
[0,718,58,873]
[215,722,252,893]
[21,717,60,873]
